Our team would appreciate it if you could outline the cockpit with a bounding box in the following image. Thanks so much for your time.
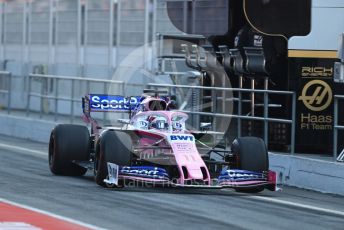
[149,116,168,130]
[131,112,188,133]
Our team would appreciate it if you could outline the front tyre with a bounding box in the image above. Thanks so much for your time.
[95,131,132,187]
[231,136,268,193]
[49,124,90,176]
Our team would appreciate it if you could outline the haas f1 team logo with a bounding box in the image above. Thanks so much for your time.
[298,80,332,112]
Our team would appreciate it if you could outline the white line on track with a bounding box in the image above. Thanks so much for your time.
[0,143,46,156]
[0,198,106,230]
[248,195,344,217]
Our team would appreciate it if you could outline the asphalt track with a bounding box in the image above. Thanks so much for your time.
[0,135,343,230]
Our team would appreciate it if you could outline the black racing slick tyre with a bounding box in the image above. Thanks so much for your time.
[49,124,90,176]
[95,131,132,187]
[231,137,268,193]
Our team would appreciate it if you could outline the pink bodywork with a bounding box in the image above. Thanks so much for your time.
[131,111,211,185]
[82,96,277,189]
[169,136,210,184]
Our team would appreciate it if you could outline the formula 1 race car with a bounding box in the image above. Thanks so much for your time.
[48,90,277,193]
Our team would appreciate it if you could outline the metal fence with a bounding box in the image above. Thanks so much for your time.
[4,71,344,161]
[333,95,344,162]
[26,74,125,124]
[148,82,297,154]
[1,72,128,124]
[1,70,297,154]
[0,0,182,79]
[84,0,114,78]
[0,71,11,113]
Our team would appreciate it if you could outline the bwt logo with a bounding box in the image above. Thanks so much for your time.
[90,95,139,111]
[170,135,194,142]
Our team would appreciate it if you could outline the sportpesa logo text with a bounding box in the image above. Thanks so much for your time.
[90,95,140,111]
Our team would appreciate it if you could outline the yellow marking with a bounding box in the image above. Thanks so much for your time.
[298,80,332,112]
[243,0,288,40]
[288,50,338,58]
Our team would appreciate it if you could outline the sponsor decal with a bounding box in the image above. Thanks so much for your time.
[218,170,265,182]
[82,97,90,115]
[293,59,335,151]
[300,113,332,131]
[173,142,194,154]
[301,67,333,78]
[139,120,148,128]
[298,80,332,112]
[170,135,194,142]
[173,122,182,129]
[120,166,169,179]
[107,163,119,186]
[89,95,140,111]
[253,35,263,47]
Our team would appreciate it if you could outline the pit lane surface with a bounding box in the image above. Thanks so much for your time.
[0,135,343,230]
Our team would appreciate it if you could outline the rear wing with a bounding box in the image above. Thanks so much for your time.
[82,94,141,115]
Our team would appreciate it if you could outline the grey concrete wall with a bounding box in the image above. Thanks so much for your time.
[270,153,344,195]
[0,113,56,143]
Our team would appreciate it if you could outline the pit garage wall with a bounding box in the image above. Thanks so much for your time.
[288,56,338,154]
[287,0,344,154]
[0,113,343,195]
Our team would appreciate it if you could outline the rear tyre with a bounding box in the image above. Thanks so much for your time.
[231,137,268,193]
[49,124,90,176]
[95,131,132,187]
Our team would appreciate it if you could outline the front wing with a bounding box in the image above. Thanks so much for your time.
[104,163,279,191]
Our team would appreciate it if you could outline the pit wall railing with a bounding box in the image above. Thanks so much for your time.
[333,95,344,162]
[0,72,125,125]
[1,72,296,154]
[147,83,296,155]
[26,74,126,124]
[4,72,344,161]
[0,71,11,114]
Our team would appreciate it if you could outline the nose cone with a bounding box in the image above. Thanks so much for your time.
[185,166,204,179]
[169,134,210,183]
